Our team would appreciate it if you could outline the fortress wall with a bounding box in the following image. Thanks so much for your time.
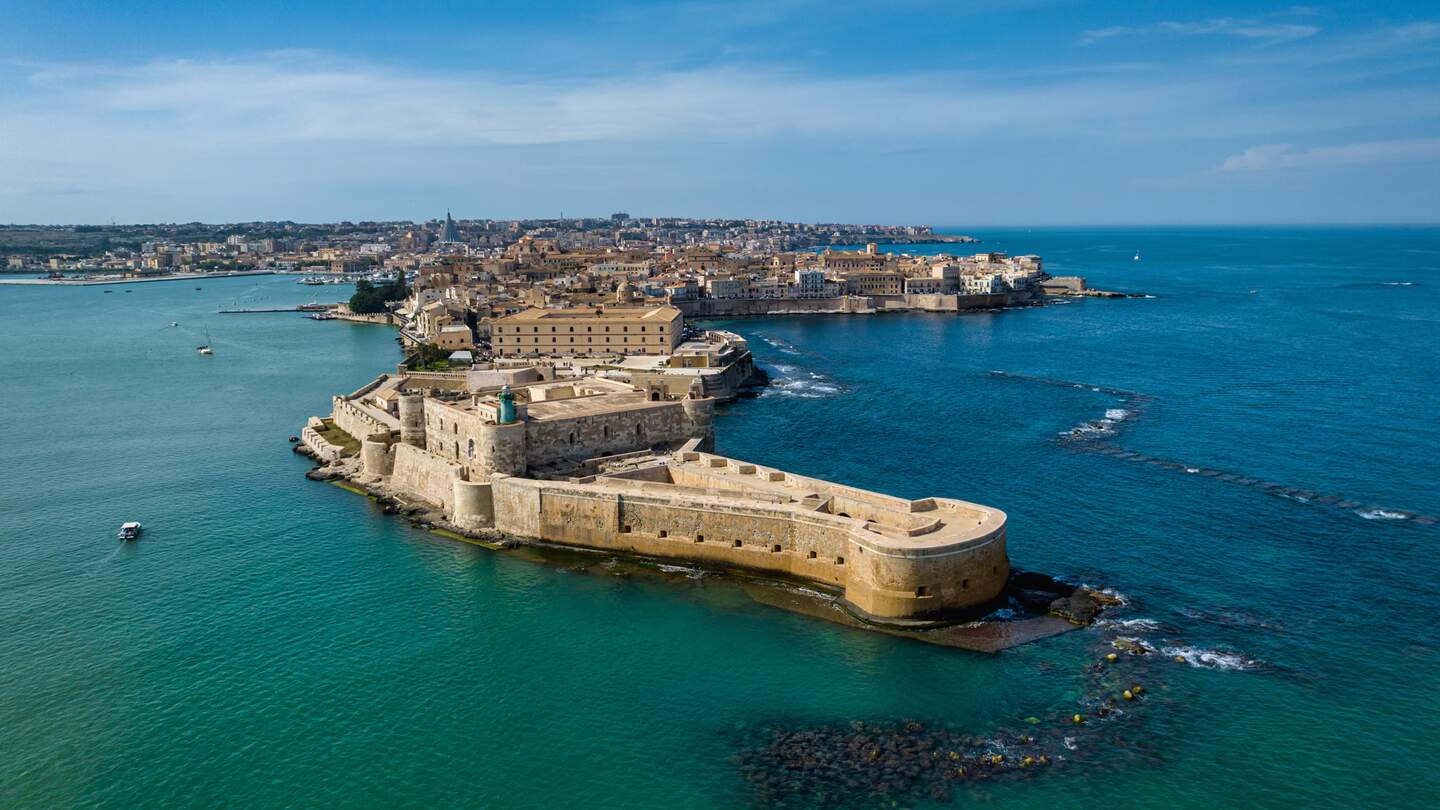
[345,374,390,400]
[391,443,466,512]
[332,397,395,442]
[301,425,345,463]
[845,526,1008,619]
[490,478,859,591]
[424,401,527,476]
[405,371,469,391]
[523,404,687,469]
[675,296,874,318]
[452,480,495,529]
[470,460,1009,621]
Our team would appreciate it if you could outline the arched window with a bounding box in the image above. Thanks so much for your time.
[467,439,475,458]
[636,423,645,440]
[568,432,575,446]
[603,425,611,439]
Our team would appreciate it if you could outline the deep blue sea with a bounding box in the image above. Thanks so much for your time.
[2,227,1437,808]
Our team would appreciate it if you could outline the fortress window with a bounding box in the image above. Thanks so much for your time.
[771,544,782,553]
[635,423,645,440]
[915,586,930,597]
[732,539,743,548]
[568,432,575,446]
[835,556,845,565]
[695,534,704,543]
[467,439,475,458]
[962,579,970,589]
[807,550,817,559]
[621,525,632,534]
[603,425,611,438]
[658,530,668,538]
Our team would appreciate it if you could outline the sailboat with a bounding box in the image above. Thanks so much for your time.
[1133,251,1141,262]
[196,328,214,355]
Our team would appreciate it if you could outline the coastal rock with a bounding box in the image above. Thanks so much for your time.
[1048,592,1104,624]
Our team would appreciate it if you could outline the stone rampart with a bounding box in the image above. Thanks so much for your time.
[301,425,345,463]
[332,397,397,442]
[487,458,1008,621]
[390,443,466,512]
[675,296,874,318]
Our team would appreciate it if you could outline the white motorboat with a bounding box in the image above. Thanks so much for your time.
[118,521,142,541]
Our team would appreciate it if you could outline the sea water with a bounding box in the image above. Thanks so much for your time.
[1,227,1437,807]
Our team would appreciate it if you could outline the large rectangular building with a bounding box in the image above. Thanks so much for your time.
[491,305,684,356]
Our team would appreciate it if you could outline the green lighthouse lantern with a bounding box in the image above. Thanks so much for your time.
[497,384,517,425]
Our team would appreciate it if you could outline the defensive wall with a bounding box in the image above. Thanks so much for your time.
[319,371,1009,623]
[674,293,1024,318]
[468,451,1009,620]
[675,296,875,318]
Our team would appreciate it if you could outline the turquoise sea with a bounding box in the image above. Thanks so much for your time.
[1,227,1437,808]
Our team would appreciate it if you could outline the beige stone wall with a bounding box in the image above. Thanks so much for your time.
[331,397,395,442]
[523,404,686,469]
[390,443,466,512]
[485,471,1007,621]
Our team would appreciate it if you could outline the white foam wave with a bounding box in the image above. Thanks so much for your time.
[770,378,842,399]
[1382,281,1416,286]
[1161,645,1257,671]
[1096,617,1160,632]
[1105,408,1130,421]
[1357,508,1407,520]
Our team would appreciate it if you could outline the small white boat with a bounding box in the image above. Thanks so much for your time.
[1133,252,1141,261]
[169,321,179,327]
[118,521,142,541]
[197,327,214,355]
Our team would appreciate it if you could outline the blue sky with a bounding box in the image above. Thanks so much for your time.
[1,1,1437,225]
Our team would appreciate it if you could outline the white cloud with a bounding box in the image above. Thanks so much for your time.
[1081,18,1320,46]
[6,54,1196,149]
[1218,139,1440,172]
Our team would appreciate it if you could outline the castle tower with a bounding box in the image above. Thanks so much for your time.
[681,381,715,452]
[398,394,427,447]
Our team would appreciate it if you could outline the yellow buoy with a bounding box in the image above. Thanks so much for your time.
[1122,690,1134,701]
[1023,756,1035,767]
[1174,655,1186,663]
[1073,713,1085,724]
[1133,685,1144,695]
[1106,653,1118,662]
[948,751,959,761]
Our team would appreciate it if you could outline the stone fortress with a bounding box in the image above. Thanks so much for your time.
[306,364,1009,623]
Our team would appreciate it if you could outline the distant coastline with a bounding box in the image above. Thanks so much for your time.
[0,269,276,286]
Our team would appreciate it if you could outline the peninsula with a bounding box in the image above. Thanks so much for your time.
[298,301,1112,641]
[301,360,1009,624]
